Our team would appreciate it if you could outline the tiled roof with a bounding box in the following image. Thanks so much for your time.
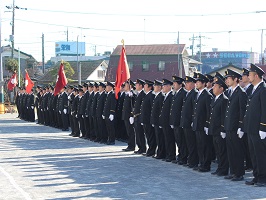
[111,44,186,56]
[38,60,106,82]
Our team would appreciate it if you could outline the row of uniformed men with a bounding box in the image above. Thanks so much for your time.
[118,63,266,187]
[16,88,35,122]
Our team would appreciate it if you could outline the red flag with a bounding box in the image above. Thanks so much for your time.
[25,71,34,93]
[7,73,17,91]
[115,45,130,99]
[54,62,68,96]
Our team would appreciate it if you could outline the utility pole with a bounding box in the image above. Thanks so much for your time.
[42,33,45,74]
[261,29,264,64]
[67,27,69,42]
[5,1,27,58]
[177,31,181,77]
[0,4,5,114]
[77,36,81,84]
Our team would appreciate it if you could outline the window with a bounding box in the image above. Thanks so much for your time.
[128,62,133,71]
[142,61,149,71]
[158,61,165,71]
[97,70,105,78]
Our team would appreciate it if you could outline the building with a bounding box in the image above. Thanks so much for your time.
[208,63,242,77]
[199,50,259,74]
[106,44,192,82]
[37,60,108,85]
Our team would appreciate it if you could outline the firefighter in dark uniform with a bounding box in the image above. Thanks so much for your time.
[192,73,213,172]
[26,89,35,122]
[209,77,229,176]
[159,79,175,162]
[133,79,146,154]
[122,80,136,151]
[91,83,100,142]
[68,86,75,136]
[59,87,69,131]
[48,86,55,127]
[244,64,266,187]
[85,83,95,140]
[96,82,107,143]
[35,86,42,124]
[52,88,58,128]
[224,69,247,181]
[241,68,254,171]
[151,80,165,159]
[180,76,199,168]
[78,83,87,138]
[169,76,188,165]
[83,83,92,140]
[115,84,127,141]
[39,89,44,125]
[140,80,156,156]
[71,87,80,137]
[15,87,21,118]
[206,74,214,96]
[103,81,117,145]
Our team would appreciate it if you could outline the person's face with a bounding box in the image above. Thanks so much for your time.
[93,86,98,92]
[105,85,111,92]
[88,87,93,92]
[241,75,250,84]
[162,84,171,93]
[135,83,142,91]
[196,81,205,90]
[144,84,151,92]
[212,83,224,96]
[173,82,182,91]
[226,77,235,87]
[248,72,257,84]
[99,86,105,92]
[153,85,162,93]
[124,83,130,92]
[206,82,212,88]
[79,91,83,96]
[83,86,87,92]
[185,81,195,91]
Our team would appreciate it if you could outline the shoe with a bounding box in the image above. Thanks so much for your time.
[146,153,154,157]
[99,140,107,144]
[254,182,266,187]
[198,167,210,172]
[72,134,79,137]
[94,139,101,142]
[188,164,197,168]
[217,172,228,176]
[231,176,244,181]
[245,180,256,185]
[165,159,174,162]
[62,129,69,131]
[171,160,178,164]
[178,161,187,165]
[211,171,219,175]
[122,148,135,152]
[224,175,235,179]
[193,166,199,171]
[245,168,253,172]
[134,150,145,154]
[152,155,164,159]
[106,141,115,145]
[69,133,74,136]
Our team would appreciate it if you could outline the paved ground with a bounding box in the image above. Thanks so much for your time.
[0,113,265,200]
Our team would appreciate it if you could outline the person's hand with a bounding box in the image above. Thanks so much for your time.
[237,128,244,138]
[259,131,266,139]
[170,125,174,129]
[129,117,134,124]
[63,109,67,114]
[109,114,114,121]
[204,127,209,135]
[102,115,105,119]
[220,132,226,139]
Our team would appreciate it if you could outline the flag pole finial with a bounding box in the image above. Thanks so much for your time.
[121,39,125,47]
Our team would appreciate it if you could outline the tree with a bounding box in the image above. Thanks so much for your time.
[50,61,75,84]
[5,58,18,73]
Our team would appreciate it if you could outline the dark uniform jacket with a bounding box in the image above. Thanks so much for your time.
[133,90,145,120]
[243,82,266,134]
[192,89,212,131]
[26,93,35,108]
[180,89,198,128]
[159,91,173,127]
[150,92,164,126]
[96,91,107,118]
[90,91,100,117]
[71,95,79,116]
[208,93,228,135]
[85,91,94,116]
[103,91,116,117]
[122,91,135,120]
[116,92,125,120]
[169,88,187,127]
[224,85,247,131]
[245,84,254,97]
[140,91,155,124]
[59,92,68,112]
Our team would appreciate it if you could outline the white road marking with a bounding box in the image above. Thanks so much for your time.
[0,166,32,200]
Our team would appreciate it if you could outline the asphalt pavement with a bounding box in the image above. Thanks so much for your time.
[0,113,265,200]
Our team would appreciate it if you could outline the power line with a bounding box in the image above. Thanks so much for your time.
[26,8,266,17]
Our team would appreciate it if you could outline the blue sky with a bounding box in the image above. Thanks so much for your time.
[1,0,266,61]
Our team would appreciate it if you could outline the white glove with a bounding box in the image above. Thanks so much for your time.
[191,122,193,127]
[141,123,144,126]
[204,127,209,135]
[221,132,226,139]
[237,128,244,138]
[86,115,88,117]
[31,106,34,109]
[129,117,134,124]
[152,124,154,127]
[259,131,266,139]
[47,107,48,110]
[109,114,114,121]
[75,115,78,118]
[102,115,105,119]
[82,115,84,118]
[27,107,28,109]
[59,110,61,114]
[159,126,162,129]
[63,109,67,114]
[170,125,174,129]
